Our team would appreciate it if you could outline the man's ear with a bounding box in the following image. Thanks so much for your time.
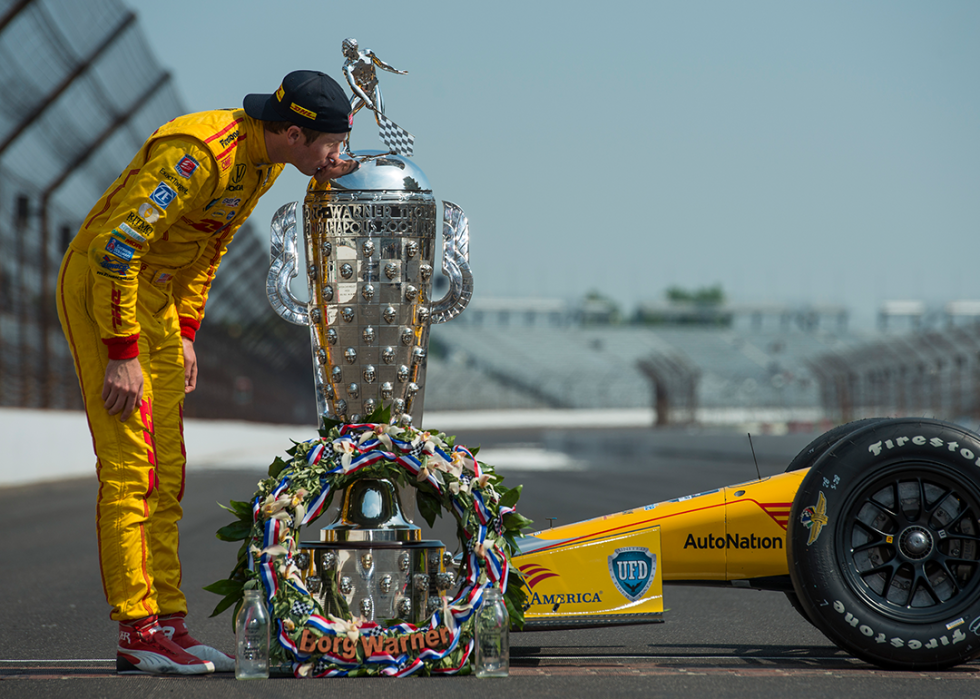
[286,125,303,145]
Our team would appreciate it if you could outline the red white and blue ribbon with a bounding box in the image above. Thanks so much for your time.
[301,479,331,526]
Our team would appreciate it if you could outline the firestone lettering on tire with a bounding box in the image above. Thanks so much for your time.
[868,436,980,465]
[833,599,968,649]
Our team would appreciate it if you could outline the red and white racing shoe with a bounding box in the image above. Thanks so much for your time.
[158,613,236,673]
[117,615,214,675]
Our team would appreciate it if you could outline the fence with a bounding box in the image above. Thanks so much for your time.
[810,325,980,423]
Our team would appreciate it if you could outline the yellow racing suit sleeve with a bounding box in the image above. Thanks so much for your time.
[170,216,246,342]
[84,137,217,359]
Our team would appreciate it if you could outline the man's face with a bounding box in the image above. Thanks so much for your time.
[287,128,348,177]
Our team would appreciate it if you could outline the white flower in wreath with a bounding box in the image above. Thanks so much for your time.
[261,493,291,517]
[450,449,478,476]
[429,444,461,478]
[259,543,290,558]
[357,423,407,450]
[333,438,359,471]
[327,614,365,642]
[416,457,440,484]
[412,430,446,455]
[474,536,497,560]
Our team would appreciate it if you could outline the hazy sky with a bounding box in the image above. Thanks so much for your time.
[132,0,979,327]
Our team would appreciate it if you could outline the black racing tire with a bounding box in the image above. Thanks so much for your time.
[785,418,889,474]
[788,418,980,670]
[783,418,888,626]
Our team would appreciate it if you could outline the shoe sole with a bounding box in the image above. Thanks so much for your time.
[117,651,214,675]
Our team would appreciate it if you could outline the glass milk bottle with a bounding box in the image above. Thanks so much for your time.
[475,586,509,677]
[235,589,270,679]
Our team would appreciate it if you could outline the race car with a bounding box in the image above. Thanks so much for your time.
[513,417,980,671]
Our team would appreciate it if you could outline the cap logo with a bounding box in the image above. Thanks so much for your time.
[290,102,317,120]
[275,85,285,102]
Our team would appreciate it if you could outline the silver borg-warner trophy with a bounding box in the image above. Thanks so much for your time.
[266,155,472,427]
[263,46,472,625]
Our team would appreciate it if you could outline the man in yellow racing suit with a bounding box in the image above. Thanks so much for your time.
[56,70,357,675]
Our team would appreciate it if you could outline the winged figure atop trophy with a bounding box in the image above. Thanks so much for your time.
[342,37,414,157]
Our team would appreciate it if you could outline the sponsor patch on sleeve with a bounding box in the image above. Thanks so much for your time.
[110,230,143,251]
[117,222,146,243]
[175,154,200,178]
[99,255,130,277]
[105,237,136,261]
[138,203,160,223]
[149,182,177,210]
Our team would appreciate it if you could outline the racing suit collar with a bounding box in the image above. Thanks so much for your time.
[242,112,273,166]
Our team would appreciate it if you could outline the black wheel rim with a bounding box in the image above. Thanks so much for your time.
[838,462,980,623]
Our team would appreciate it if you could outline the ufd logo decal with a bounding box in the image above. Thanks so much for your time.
[608,547,656,602]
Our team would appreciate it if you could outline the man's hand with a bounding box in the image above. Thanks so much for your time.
[103,357,144,422]
[314,158,359,183]
[182,337,198,394]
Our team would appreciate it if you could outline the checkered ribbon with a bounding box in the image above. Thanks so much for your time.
[377,113,415,156]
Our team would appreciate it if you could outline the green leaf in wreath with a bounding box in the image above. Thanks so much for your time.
[203,578,245,596]
[268,456,289,478]
[504,588,526,630]
[363,402,391,425]
[416,488,443,528]
[216,519,253,542]
[498,484,523,509]
[208,589,244,618]
[503,511,534,532]
[318,415,343,437]
[217,499,253,519]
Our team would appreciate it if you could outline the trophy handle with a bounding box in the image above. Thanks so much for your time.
[430,201,473,324]
[266,201,310,326]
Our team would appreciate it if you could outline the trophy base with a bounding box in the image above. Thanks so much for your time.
[298,540,452,625]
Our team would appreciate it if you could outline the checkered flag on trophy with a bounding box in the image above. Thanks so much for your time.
[377,113,415,157]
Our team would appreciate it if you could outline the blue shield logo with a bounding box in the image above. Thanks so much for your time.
[149,182,177,210]
[608,547,656,602]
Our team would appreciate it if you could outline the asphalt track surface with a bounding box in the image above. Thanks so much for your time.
[3,425,979,698]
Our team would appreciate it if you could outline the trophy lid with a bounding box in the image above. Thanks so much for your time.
[330,151,431,192]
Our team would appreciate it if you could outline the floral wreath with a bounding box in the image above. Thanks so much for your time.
[208,408,530,677]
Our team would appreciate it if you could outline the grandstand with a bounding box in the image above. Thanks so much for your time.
[425,319,876,425]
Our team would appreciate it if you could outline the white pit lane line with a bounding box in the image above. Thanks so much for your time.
[476,446,584,472]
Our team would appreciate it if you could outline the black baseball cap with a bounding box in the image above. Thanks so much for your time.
[244,70,352,133]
